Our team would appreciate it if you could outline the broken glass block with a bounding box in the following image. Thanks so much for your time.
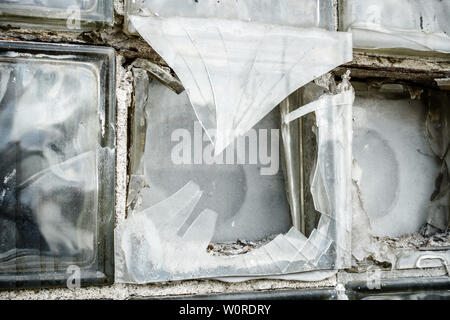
[125,0,336,34]
[0,41,115,289]
[351,81,442,237]
[0,0,113,30]
[128,69,292,242]
[116,68,353,283]
[340,0,450,53]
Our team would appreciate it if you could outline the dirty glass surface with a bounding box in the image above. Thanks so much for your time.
[352,82,441,238]
[341,0,450,53]
[125,0,336,34]
[0,0,113,30]
[0,41,115,289]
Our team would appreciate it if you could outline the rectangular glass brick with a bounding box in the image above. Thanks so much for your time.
[0,0,113,30]
[0,41,115,289]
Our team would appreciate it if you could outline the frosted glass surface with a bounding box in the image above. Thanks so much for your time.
[341,0,450,53]
[130,15,352,155]
[353,86,440,237]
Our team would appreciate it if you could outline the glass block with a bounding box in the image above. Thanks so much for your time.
[351,81,442,237]
[125,0,336,34]
[0,41,115,289]
[0,0,113,30]
[115,71,353,283]
[340,0,450,53]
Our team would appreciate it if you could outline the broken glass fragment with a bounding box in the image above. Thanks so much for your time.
[0,0,113,30]
[0,41,116,289]
[129,9,352,155]
[341,0,450,53]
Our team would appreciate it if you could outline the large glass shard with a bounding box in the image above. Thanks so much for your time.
[129,14,352,155]
[125,0,337,34]
[352,82,441,237]
[0,41,115,289]
[0,0,113,30]
[116,72,354,283]
[341,0,450,53]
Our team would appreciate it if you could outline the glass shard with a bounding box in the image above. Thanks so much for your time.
[130,15,352,155]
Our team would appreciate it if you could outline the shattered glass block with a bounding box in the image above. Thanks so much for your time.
[124,0,336,34]
[351,81,442,237]
[0,41,115,289]
[340,0,450,53]
[128,69,292,242]
[0,0,113,30]
[116,68,353,283]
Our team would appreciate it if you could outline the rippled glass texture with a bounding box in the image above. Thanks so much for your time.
[0,41,115,289]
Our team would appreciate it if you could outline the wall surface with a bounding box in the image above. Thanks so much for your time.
[0,0,449,300]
